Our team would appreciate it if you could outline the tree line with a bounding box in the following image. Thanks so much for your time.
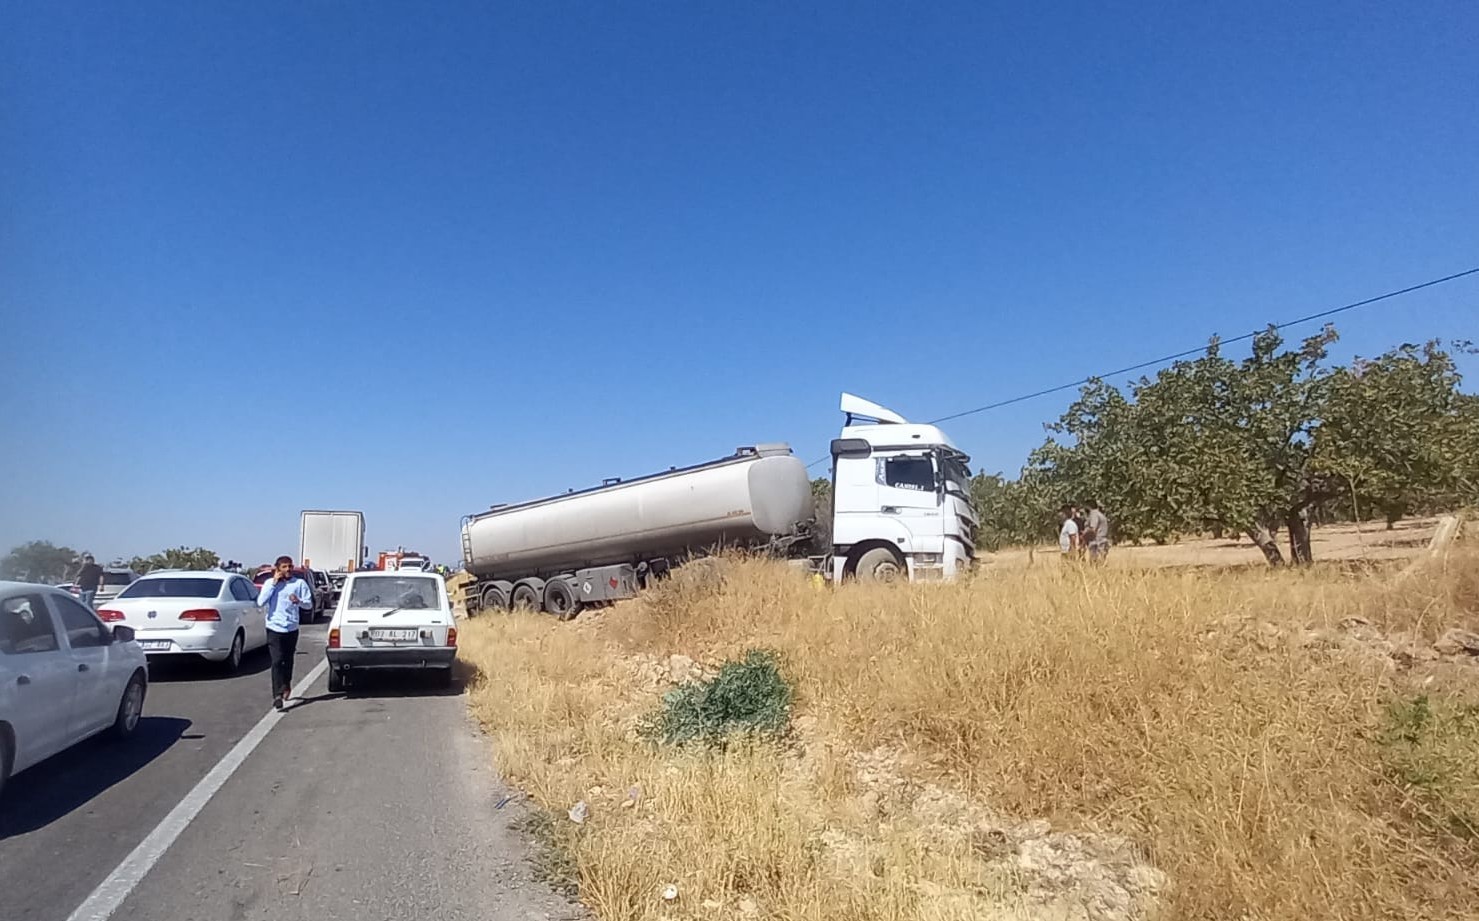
[0,542,226,584]
[816,326,1478,565]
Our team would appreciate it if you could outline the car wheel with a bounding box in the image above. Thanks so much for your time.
[109,673,146,740]
[436,668,453,689]
[328,668,344,694]
[222,632,244,674]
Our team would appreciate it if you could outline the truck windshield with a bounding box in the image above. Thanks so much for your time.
[348,577,439,610]
[941,454,972,497]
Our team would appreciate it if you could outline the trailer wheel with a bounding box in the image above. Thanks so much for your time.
[480,585,509,614]
[511,582,541,611]
[854,547,905,583]
[543,579,581,621]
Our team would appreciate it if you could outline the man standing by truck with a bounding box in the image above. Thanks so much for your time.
[258,555,313,711]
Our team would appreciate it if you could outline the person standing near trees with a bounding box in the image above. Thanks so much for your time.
[1058,505,1082,562]
[257,555,313,711]
[1085,500,1111,563]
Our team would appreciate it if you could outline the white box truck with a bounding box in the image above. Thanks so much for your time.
[300,510,366,604]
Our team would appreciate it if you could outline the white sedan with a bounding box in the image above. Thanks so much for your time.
[326,571,457,692]
[0,581,148,800]
[97,570,268,673]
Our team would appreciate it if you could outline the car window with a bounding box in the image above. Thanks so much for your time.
[230,579,257,602]
[103,571,136,586]
[118,577,224,599]
[0,594,62,655]
[347,577,440,610]
[52,595,111,649]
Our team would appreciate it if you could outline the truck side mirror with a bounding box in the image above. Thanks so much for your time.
[830,438,872,459]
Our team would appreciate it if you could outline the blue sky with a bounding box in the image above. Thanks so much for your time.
[3,2,1476,568]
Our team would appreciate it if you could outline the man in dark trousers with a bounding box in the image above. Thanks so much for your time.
[75,553,103,609]
[257,555,313,711]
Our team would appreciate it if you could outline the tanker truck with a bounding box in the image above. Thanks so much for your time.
[459,394,978,618]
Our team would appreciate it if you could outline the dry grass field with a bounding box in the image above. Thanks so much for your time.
[985,517,1444,570]
[460,534,1478,921]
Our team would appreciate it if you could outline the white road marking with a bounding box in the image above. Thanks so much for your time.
[65,657,330,921]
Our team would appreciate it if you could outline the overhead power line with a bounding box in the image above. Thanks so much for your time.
[930,266,1479,425]
[804,265,1479,469]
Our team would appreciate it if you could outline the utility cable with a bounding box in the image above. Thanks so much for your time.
[804,265,1479,469]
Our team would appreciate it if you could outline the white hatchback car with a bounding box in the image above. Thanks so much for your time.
[98,571,268,673]
[0,582,148,799]
[326,571,456,692]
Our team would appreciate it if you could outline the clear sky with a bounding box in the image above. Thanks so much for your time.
[3,2,1476,568]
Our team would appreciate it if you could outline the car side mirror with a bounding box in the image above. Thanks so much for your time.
[112,624,136,644]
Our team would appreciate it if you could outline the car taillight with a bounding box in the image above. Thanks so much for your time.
[180,609,221,621]
[328,628,340,649]
[97,609,124,622]
[446,626,457,648]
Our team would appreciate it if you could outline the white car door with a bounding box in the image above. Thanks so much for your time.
[50,593,120,738]
[0,590,80,770]
[232,578,267,650]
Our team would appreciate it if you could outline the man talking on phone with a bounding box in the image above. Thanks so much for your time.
[258,555,313,711]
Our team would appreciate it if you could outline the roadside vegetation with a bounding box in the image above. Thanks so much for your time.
[813,327,1478,564]
[462,550,1479,921]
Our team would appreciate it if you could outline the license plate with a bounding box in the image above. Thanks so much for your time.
[139,640,172,651]
[369,628,418,642]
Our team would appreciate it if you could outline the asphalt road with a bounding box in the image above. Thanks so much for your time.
[0,623,575,921]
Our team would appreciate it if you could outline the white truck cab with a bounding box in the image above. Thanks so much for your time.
[829,393,977,582]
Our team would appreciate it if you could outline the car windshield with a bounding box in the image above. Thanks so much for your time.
[119,578,222,599]
[347,576,439,610]
[103,571,135,585]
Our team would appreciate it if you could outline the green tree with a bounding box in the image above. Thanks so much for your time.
[1025,326,1473,565]
[126,546,221,574]
[808,477,833,554]
[969,473,1055,550]
[1315,340,1479,526]
[1,540,80,583]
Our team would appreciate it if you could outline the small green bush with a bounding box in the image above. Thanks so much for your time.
[644,648,793,746]
[1379,693,1479,841]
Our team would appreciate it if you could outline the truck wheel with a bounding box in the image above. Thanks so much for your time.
[854,547,905,583]
[543,579,580,621]
[511,583,540,611]
[481,585,509,614]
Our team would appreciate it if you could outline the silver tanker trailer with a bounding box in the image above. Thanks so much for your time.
[460,444,813,617]
[459,394,978,619]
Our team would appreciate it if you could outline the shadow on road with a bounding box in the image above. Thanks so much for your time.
[339,669,467,700]
[0,716,191,839]
[146,647,271,683]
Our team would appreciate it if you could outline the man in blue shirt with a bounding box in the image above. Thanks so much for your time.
[258,555,313,711]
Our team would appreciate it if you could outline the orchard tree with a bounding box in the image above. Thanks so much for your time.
[968,473,1057,550]
[808,477,833,554]
[0,540,79,583]
[1315,340,1479,526]
[1025,326,1474,565]
[127,546,221,574]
